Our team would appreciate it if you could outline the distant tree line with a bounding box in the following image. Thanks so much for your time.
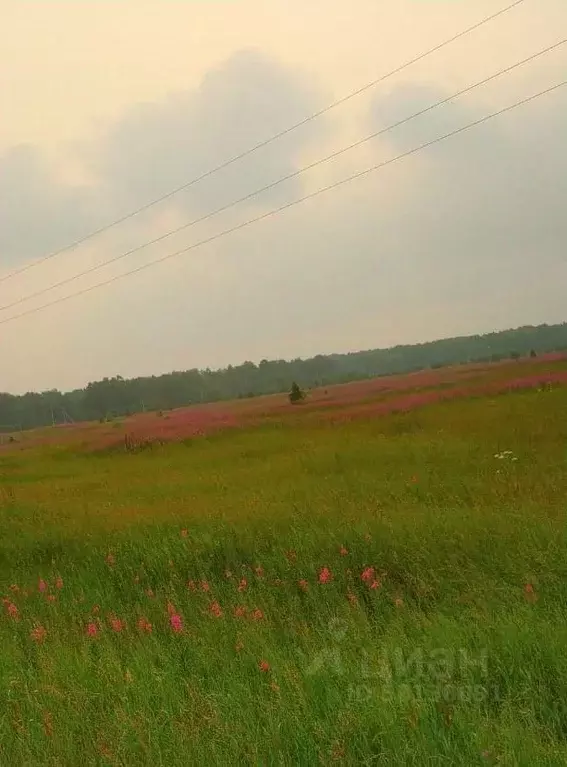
[1,322,565,433]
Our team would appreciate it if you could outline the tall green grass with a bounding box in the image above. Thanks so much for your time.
[0,385,566,765]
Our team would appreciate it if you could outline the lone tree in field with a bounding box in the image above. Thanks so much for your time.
[289,382,305,404]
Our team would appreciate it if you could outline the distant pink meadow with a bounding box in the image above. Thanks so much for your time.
[2,354,564,452]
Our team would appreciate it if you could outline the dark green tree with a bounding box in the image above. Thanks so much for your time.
[289,382,305,404]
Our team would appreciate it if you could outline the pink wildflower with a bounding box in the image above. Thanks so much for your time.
[339,546,349,556]
[7,602,19,620]
[46,594,56,603]
[30,625,47,643]
[209,601,223,618]
[55,576,63,590]
[86,622,98,637]
[200,581,210,592]
[137,617,152,634]
[233,605,247,618]
[524,583,537,603]
[298,579,309,591]
[38,579,47,593]
[318,567,332,584]
[259,660,270,673]
[110,617,124,633]
[238,578,247,592]
[251,608,264,621]
[370,579,381,590]
[361,567,375,584]
[170,613,183,633]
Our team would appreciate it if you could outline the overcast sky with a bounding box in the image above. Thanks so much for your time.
[1,0,566,394]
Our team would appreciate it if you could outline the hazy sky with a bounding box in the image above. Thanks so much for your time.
[1,0,566,394]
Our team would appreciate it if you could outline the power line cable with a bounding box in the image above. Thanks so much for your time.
[0,0,527,286]
[2,39,563,314]
[0,79,564,329]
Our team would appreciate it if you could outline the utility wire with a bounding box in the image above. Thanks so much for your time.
[0,0,527,286]
[2,39,563,314]
[0,80,564,329]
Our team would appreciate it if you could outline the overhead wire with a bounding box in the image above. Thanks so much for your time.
[1,39,564,314]
[0,79,564,329]
[0,0,527,286]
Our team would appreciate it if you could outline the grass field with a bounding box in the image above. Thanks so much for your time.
[1,357,566,765]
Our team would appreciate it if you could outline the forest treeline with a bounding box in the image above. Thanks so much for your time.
[1,322,565,432]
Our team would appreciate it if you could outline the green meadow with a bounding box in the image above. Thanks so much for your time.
[1,379,566,765]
